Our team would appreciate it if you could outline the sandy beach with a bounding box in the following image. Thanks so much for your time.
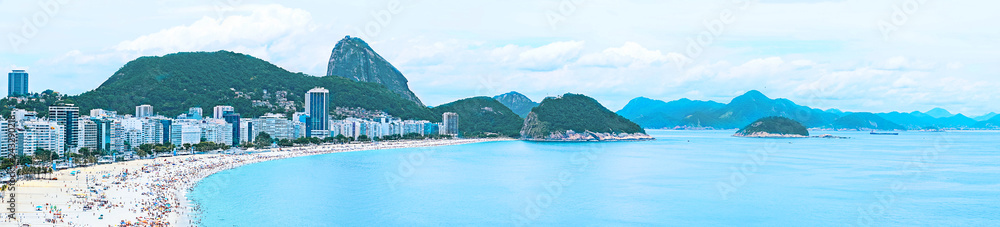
[5,138,509,226]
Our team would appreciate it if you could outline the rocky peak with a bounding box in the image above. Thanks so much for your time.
[493,91,538,118]
[327,36,423,106]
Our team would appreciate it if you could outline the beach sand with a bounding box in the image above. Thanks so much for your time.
[5,138,508,226]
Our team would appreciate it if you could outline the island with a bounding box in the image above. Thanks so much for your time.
[520,93,654,141]
[734,116,809,138]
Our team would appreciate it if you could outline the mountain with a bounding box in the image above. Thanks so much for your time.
[877,112,938,130]
[936,114,978,129]
[327,36,423,106]
[975,115,1000,129]
[825,109,848,117]
[711,90,841,129]
[974,112,998,121]
[924,108,954,118]
[73,51,436,120]
[521,93,650,141]
[492,91,538,118]
[431,97,523,137]
[616,97,725,129]
[735,117,809,137]
[618,91,839,129]
[830,113,905,131]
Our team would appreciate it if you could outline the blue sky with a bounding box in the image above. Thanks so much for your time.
[0,0,997,116]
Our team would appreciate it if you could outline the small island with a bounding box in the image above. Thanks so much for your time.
[734,116,809,138]
[521,93,654,141]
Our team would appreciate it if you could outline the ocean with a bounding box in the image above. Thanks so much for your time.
[188,130,1000,226]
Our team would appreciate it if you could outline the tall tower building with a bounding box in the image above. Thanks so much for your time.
[8,69,28,97]
[442,112,459,136]
[223,113,241,146]
[135,105,154,117]
[305,87,330,137]
[214,106,235,119]
[49,104,80,151]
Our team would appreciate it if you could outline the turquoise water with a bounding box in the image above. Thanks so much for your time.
[188,130,1000,226]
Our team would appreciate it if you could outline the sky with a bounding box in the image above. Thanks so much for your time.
[0,0,997,116]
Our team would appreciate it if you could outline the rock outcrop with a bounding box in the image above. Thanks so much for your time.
[327,36,423,106]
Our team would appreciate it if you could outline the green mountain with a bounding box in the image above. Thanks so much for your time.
[735,116,809,137]
[73,51,436,120]
[831,113,905,131]
[492,91,538,118]
[521,93,645,140]
[431,96,523,137]
[327,36,423,106]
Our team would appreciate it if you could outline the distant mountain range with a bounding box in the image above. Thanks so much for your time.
[492,91,538,118]
[619,91,998,130]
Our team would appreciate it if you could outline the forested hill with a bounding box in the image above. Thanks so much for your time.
[521,93,644,138]
[431,96,523,137]
[72,51,436,120]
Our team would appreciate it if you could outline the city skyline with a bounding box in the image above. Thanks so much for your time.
[1,1,998,116]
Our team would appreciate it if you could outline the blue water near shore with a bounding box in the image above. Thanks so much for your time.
[188,130,1000,226]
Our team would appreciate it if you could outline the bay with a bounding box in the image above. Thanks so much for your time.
[188,130,1000,226]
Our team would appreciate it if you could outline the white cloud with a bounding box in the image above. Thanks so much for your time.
[113,4,313,54]
[512,41,585,71]
[577,42,672,68]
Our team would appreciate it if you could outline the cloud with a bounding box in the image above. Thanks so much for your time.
[577,42,674,68]
[512,41,585,71]
[113,4,313,54]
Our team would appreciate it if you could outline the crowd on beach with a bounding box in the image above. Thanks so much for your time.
[10,138,504,226]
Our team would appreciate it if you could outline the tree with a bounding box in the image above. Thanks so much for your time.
[334,134,348,144]
[18,155,33,165]
[357,135,371,142]
[183,143,192,151]
[254,132,273,148]
[277,139,293,147]
[34,148,54,162]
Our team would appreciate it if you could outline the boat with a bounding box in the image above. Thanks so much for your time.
[870,130,899,135]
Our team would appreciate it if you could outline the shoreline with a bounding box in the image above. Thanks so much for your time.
[10,138,511,226]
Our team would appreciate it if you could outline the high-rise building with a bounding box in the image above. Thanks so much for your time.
[7,69,28,97]
[223,113,241,146]
[136,105,154,117]
[442,112,459,136]
[305,87,329,137]
[188,107,203,120]
[213,106,234,119]
[49,105,80,151]
[79,119,98,151]
[92,118,118,152]
[241,114,301,142]
[18,119,64,156]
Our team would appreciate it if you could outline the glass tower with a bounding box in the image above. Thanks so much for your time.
[8,70,28,96]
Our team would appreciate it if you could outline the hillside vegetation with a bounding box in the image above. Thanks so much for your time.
[73,51,436,120]
[522,93,644,138]
[431,96,523,137]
